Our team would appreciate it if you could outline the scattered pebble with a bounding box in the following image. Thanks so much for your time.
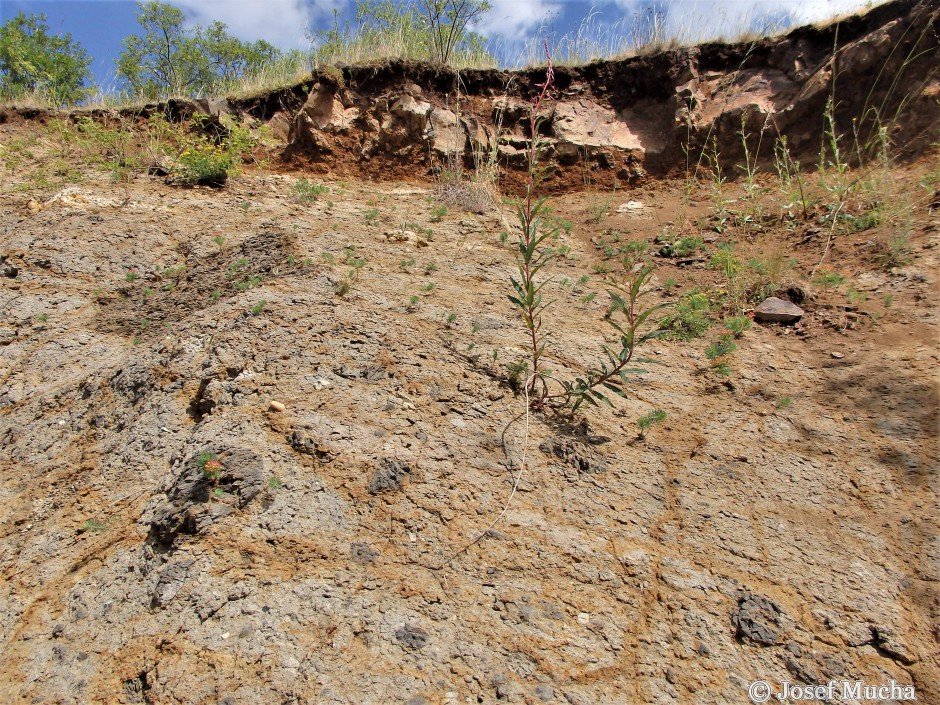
[268,400,286,412]
[383,229,412,243]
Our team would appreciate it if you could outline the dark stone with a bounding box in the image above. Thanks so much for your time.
[350,542,379,564]
[404,698,429,705]
[395,624,429,650]
[732,592,789,645]
[288,430,334,462]
[368,458,410,494]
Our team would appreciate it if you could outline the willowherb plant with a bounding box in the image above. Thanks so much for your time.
[506,47,560,403]
[507,47,667,411]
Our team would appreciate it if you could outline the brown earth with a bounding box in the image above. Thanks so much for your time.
[0,2,939,705]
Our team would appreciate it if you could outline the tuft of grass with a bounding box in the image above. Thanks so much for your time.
[637,409,667,437]
[587,193,612,223]
[873,235,914,270]
[80,519,108,533]
[659,291,711,340]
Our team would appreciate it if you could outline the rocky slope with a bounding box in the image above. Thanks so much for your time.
[0,1,938,704]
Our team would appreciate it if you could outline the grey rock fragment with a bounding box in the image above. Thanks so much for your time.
[122,672,151,704]
[350,542,379,564]
[151,559,194,607]
[533,684,555,701]
[873,624,918,664]
[733,592,789,645]
[754,297,804,322]
[395,624,429,649]
[369,458,410,494]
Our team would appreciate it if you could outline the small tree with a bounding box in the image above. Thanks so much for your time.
[117,1,192,98]
[117,0,281,99]
[0,12,91,105]
[419,0,491,65]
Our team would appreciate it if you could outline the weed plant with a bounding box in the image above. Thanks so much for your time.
[292,178,328,203]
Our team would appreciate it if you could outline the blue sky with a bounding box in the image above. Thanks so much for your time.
[2,0,876,86]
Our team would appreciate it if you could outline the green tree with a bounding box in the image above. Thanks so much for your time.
[195,21,279,86]
[0,12,91,105]
[117,1,281,99]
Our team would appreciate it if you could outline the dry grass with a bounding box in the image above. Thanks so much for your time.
[433,172,499,214]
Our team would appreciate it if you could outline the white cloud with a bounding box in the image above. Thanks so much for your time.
[478,0,563,38]
[169,0,349,49]
[605,0,875,44]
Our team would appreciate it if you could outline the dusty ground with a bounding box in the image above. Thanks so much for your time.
[0,113,938,705]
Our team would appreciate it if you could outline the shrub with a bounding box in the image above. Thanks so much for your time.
[313,0,493,68]
[173,141,235,186]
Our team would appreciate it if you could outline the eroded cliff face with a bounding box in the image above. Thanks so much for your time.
[225,0,939,191]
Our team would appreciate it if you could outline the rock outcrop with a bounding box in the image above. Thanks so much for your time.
[270,0,937,190]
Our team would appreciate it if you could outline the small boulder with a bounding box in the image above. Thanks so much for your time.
[754,297,804,323]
